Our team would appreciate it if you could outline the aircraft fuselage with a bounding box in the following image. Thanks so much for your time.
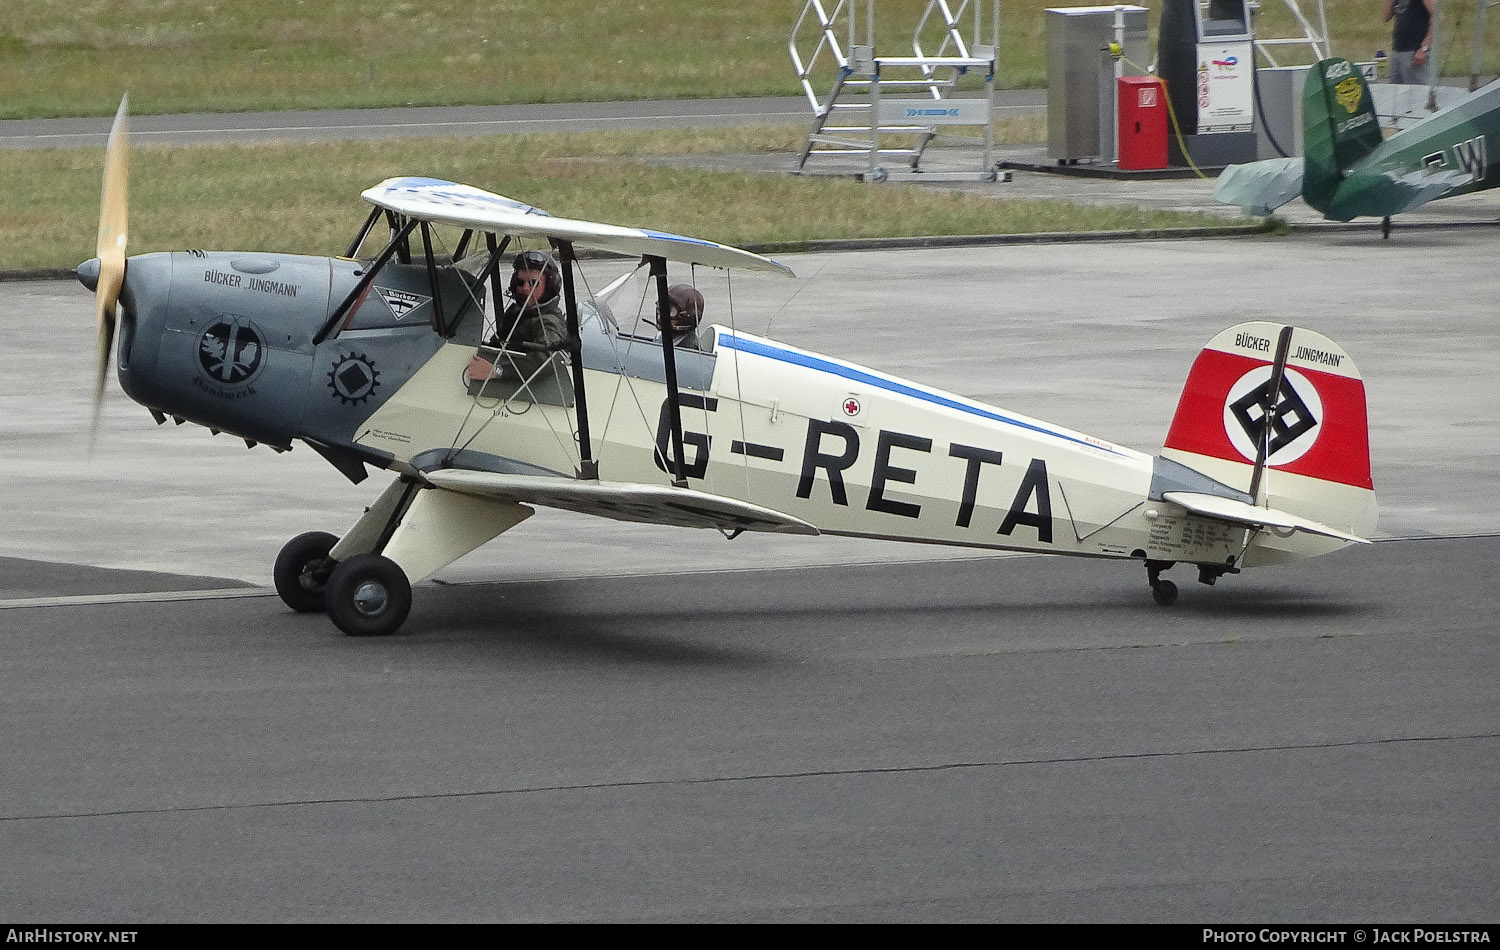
[112,249,1333,582]
[354,325,1276,571]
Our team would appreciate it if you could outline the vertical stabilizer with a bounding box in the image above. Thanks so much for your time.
[1301,57,1384,213]
[1162,322,1377,563]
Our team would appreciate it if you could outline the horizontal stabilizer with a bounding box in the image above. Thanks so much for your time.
[423,469,820,536]
[362,177,794,277]
[1214,158,1304,215]
[1162,491,1369,544]
[1376,166,1476,215]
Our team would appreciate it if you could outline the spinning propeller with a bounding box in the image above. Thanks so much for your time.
[86,96,130,440]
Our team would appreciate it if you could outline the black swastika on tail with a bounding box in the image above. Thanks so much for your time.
[1230,378,1317,457]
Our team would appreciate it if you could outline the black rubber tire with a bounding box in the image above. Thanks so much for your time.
[325,554,412,637]
[273,531,339,613]
[1152,580,1179,606]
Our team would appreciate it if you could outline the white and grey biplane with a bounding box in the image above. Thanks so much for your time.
[79,101,1377,636]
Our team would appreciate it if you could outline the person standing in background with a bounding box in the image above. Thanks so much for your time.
[1383,0,1435,84]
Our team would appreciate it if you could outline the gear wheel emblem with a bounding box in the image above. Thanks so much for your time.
[328,353,380,406]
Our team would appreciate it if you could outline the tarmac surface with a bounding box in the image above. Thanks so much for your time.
[1,97,1498,922]
[3,537,1496,922]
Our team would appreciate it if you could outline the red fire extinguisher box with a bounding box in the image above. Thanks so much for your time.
[1118,75,1167,171]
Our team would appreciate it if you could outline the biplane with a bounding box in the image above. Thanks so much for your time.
[79,99,1376,636]
[1216,56,1500,236]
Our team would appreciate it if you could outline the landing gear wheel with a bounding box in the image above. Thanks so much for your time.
[325,554,411,637]
[273,531,339,613]
[1145,559,1177,607]
[1381,216,1392,239]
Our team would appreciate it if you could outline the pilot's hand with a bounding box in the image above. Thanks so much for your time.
[465,355,498,381]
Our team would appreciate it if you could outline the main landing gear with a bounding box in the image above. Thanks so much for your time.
[273,531,338,613]
[271,476,531,638]
[273,532,412,637]
[324,553,411,637]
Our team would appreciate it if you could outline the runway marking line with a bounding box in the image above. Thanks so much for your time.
[0,588,272,609]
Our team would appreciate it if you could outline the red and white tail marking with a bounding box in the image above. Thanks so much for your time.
[1164,323,1372,491]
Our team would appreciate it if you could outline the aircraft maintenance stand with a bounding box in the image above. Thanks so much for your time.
[790,0,1004,182]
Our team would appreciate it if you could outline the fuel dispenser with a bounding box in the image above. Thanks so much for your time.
[1157,0,1259,167]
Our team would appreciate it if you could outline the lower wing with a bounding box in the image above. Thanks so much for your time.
[423,469,819,536]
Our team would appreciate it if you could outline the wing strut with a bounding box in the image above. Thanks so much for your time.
[554,240,597,479]
[315,216,419,345]
[419,221,448,336]
[387,210,413,263]
[453,229,474,261]
[344,205,382,259]
[1247,325,1294,505]
[649,254,689,488]
[484,232,512,322]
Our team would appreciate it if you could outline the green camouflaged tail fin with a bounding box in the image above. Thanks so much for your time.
[1301,58,1383,212]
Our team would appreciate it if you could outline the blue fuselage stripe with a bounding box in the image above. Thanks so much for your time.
[718,334,1123,455]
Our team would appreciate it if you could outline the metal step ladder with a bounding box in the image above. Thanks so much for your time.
[1249,0,1331,67]
[790,0,1002,181]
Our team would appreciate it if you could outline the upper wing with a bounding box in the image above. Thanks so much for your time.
[1162,491,1369,544]
[362,177,794,277]
[1213,157,1305,216]
[423,469,820,536]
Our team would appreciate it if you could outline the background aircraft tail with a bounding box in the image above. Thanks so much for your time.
[1161,322,1377,565]
[1300,57,1384,212]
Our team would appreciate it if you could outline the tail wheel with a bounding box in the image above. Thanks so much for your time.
[1146,559,1177,607]
[273,531,339,613]
[325,554,411,637]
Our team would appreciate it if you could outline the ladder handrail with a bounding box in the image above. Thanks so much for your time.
[1248,0,1331,69]
[790,0,852,115]
[912,0,977,99]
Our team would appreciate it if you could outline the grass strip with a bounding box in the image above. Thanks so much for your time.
[1,123,1232,272]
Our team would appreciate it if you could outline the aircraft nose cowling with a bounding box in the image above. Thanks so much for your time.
[77,258,102,292]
